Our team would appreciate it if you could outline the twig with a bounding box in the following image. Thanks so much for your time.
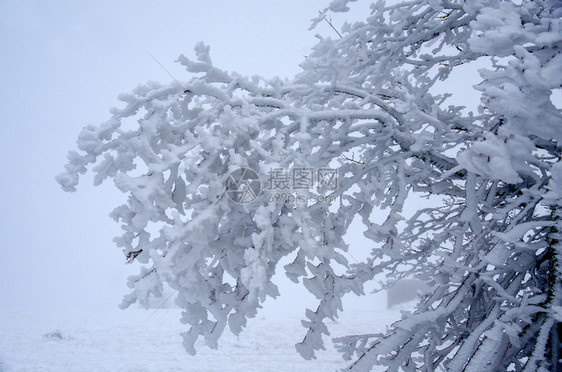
[321,12,343,39]
[340,154,365,165]
[147,52,191,93]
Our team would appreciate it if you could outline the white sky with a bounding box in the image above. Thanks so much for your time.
[0,0,387,313]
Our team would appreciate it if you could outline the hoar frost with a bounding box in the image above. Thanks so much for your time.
[58,1,561,371]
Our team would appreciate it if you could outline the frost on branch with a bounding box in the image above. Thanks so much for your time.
[58,0,561,370]
[57,41,376,358]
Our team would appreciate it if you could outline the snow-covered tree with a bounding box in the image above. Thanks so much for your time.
[57,0,561,370]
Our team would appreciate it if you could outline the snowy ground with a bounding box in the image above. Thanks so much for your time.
[0,305,408,371]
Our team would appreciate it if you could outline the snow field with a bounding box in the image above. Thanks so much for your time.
[0,307,407,371]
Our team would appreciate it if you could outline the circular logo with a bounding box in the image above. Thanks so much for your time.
[225,168,261,203]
